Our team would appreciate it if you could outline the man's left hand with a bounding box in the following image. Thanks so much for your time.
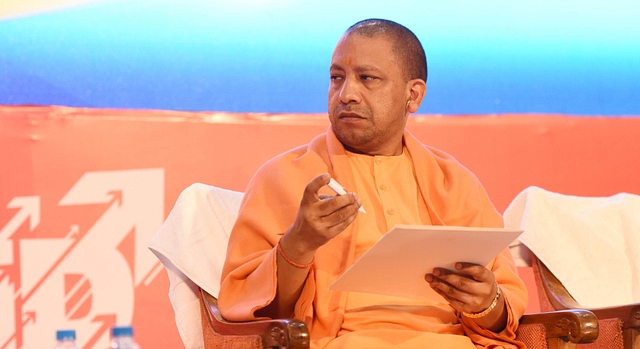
[425,262,498,315]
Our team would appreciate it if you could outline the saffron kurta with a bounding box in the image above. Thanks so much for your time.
[219,128,528,348]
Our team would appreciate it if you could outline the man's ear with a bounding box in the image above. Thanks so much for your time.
[405,79,427,113]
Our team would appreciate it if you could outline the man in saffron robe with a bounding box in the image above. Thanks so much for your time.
[219,18,528,348]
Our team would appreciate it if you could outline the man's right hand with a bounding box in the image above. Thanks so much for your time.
[280,173,362,263]
[257,173,362,319]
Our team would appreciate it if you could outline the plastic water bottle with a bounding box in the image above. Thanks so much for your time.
[54,330,80,349]
[109,325,140,349]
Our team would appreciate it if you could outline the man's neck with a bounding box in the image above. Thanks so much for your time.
[341,139,405,156]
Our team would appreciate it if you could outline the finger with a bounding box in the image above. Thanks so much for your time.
[306,192,360,233]
[431,267,485,296]
[301,173,331,205]
[323,199,360,229]
[426,270,469,296]
[317,192,359,217]
[454,262,493,283]
[430,285,468,309]
[451,264,497,303]
[429,267,498,312]
[425,273,472,306]
[434,267,474,280]
[426,272,496,314]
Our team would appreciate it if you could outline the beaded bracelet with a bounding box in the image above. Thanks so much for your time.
[462,282,502,319]
[277,240,314,269]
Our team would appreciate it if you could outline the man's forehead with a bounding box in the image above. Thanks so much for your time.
[331,33,395,64]
[336,32,393,49]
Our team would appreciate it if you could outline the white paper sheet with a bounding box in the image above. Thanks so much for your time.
[329,225,522,302]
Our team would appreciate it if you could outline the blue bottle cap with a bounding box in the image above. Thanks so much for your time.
[56,330,76,340]
[111,325,133,337]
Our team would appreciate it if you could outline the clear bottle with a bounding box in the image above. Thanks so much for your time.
[54,330,80,349]
[109,325,140,349]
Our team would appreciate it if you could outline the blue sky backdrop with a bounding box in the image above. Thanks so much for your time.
[0,0,638,115]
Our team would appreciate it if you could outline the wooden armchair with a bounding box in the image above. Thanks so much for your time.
[502,187,640,349]
[199,287,599,349]
[533,255,640,349]
[149,184,602,349]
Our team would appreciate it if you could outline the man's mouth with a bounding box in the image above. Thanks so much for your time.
[338,111,365,120]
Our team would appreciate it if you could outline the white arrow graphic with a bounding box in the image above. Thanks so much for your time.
[0,196,40,266]
[18,168,164,349]
[57,168,164,286]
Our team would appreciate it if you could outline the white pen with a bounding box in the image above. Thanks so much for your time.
[327,178,366,214]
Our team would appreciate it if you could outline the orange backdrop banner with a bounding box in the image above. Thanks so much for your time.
[1,106,639,349]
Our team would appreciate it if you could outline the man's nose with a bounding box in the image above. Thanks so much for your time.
[338,77,361,105]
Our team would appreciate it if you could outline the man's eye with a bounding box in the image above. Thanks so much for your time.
[330,75,343,81]
[361,75,376,81]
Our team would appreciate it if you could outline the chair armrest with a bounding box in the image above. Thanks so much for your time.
[520,309,599,344]
[537,258,640,331]
[200,289,310,349]
[590,304,640,331]
[201,288,599,349]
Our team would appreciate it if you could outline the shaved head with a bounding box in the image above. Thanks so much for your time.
[345,19,427,83]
